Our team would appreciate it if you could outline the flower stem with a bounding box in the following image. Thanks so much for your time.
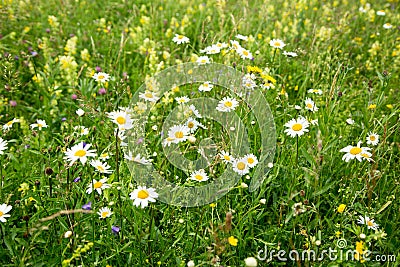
[296,135,299,166]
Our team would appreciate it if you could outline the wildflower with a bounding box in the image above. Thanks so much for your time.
[98,207,112,219]
[188,104,202,118]
[167,124,190,143]
[64,142,97,166]
[346,118,355,125]
[284,116,310,138]
[172,34,190,44]
[130,186,158,208]
[360,233,366,239]
[357,215,379,230]
[30,119,48,130]
[64,230,73,238]
[106,110,133,131]
[269,39,286,49]
[92,72,110,83]
[198,81,213,92]
[82,201,92,210]
[187,260,195,267]
[260,199,266,204]
[308,89,323,95]
[376,10,385,16]
[175,96,190,104]
[185,117,206,133]
[355,241,365,262]
[219,150,234,163]
[124,152,152,165]
[111,225,120,235]
[74,126,89,136]
[0,203,12,223]
[196,56,210,65]
[189,169,209,182]
[90,160,113,174]
[86,178,111,195]
[242,74,257,89]
[339,141,371,162]
[283,51,298,57]
[228,236,238,246]
[237,47,253,59]
[337,204,346,213]
[232,157,249,176]
[244,154,258,168]
[216,97,239,112]
[366,132,379,146]
[2,118,20,131]
[76,108,85,116]
[304,98,318,112]
[201,44,221,54]
[0,138,8,155]
[293,202,306,216]
[368,104,376,109]
[383,23,393,29]
[244,257,258,266]
[98,88,107,95]
[162,136,176,147]
[230,40,242,50]
[235,34,248,41]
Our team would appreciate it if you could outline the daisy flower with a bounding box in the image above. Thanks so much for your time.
[366,132,379,146]
[216,97,239,112]
[204,44,221,54]
[124,152,152,165]
[2,118,19,131]
[304,98,318,112]
[244,154,258,168]
[139,91,160,102]
[86,178,111,195]
[30,119,48,130]
[232,157,249,176]
[269,39,286,49]
[339,141,372,162]
[130,186,158,208]
[376,10,385,16]
[383,23,393,29]
[230,40,242,51]
[98,207,112,219]
[167,124,190,143]
[235,34,248,41]
[172,34,190,44]
[237,47,253,59]
[185,117,206,133]
[92,72,110,83]
[162,136,176,147]
[215,42,229,49]
[106,110,133,131]
[0,203,12,223]
[346,118,355,125]
[196,56,210,65]
[90,159,113,174]
[0,138,8,155]
[242,76,257,90]
[357,215,379,230]
[189,169,209,182]
[284,116,310,138]
[175,96,190,104]
[64,142,97,166]
[188,104,202,118]
[99,152,110,160]
[307,88,323,95]
[283,51,298,57]
[360,151,374,162]
[198,81,213,92]
[74,126,89,136]
[219,150,234,163]
[76,108,85,117]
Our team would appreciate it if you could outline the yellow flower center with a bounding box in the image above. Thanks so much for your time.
[145,92,153,98]
[201,59,206,63]
[274,42,281,47]
[243,50,249,56]
[38,123,43,128]
[361,153,370,158]
[204,83,209,87]
[237,162,246,170]
[137,189,149,199]
[94,181,103,189]
[369,136,376,141]
[367,221,374,227]
[101,211,109,218]
[116,116,126,125]
[74,149,86,157]
[292,123,303,131]
[306,104,313,108]
[6,121,13,126]
[194,174,203,181]
[175,131,184,139]
[97,165,105,172]
[178,35,183,39]
[247,157,255,164]
[350,147,362,155]
[224,101,233,107]
[224,155,231,161]
[188,122,195,128]
[0,211,3,217]
[98,75,105,80]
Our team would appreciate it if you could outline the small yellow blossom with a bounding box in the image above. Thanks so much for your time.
[228,236,238,246]
[368,104,376,110]
[337,204,346,213]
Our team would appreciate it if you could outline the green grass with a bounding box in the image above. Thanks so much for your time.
[0,0,399,266]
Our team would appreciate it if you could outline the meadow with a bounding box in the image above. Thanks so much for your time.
[0,0,399,266]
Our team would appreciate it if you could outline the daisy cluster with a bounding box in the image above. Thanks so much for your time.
[340,132,379,163]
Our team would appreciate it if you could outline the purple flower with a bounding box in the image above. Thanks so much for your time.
[82,142,87,148]
[14,56,19,60]
[61,117,67,122]
[82,201,92,210]
[69,33,75,37]
[31,51,38,57]
[10,100,17,107]
[71,94,78,100]
[45,28,50,33]
[98,88,106,95]
[25,144,30,149]
[136,138,144,144]
[73,177,81,182]
[111,225,120,234]
[95,66,102,72]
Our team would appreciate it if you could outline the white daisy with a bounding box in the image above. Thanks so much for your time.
[304,98,318,112]
[357,215,379,230]
[92,72,110,83]
[139,90,160,102]
[86,178,111,195]
[232,157,249,176]
[98,207,112,219]
[162,136,176,147]
[2,118,19,131]
[269,39,286,49]
[90,159,113,174]
[346,118,355,125]
[175,96,190,104]
[219,150,234,163]
[124,152,152,165]
[99,152,110,160]
[172,34,190,44]
[339,141,372,162]
[167,124,190,143]
[185,117,206,133]
[383,23,393,29]
[130,186,158,208]
[188,104,202,118]
[106,110,133,131]
[216,97,239,112]
[360,151,374,162]
[215,42,229,49]
[196,56,210,65]
[242,76,257,90]
[284,116,310,138]
[307,88,323,95]
[0,138,8,155]
[64,142,97,166]
[283,51,298,57]
[0,203,12,223]
[198,81,213,92]
[230,40,242,51]
[376,10,385,16]
[189,169,209,182]
[74,126,89,136]
[30,119,48,130]
[366,132,379,146]
[244,154,258,168]
[235,34,248,41]
[76,108,85,117]
[115,129,128,147]
[201,44,221,54]
[237,47,253,59]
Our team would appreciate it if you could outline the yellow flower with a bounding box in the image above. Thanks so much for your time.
[209,203,216,208]
[335,231,342,238]
[355,241,366,263]
[368,104,376,110]
[337,204,346,213]
[386,104,393,109]
[228,236,238,246]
